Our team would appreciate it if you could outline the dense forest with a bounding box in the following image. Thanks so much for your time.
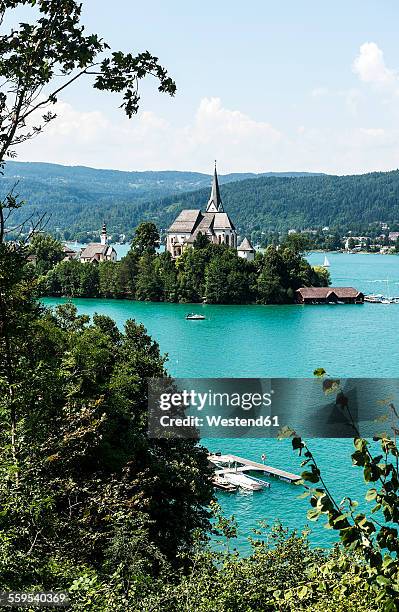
[3,161,399,242]
[152,170,399,241]
[30,225,330,304]
[2,161,318,241]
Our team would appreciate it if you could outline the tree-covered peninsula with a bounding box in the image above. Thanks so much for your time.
[35,223,330,304]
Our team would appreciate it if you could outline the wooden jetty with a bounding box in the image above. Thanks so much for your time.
[208,453,300,484]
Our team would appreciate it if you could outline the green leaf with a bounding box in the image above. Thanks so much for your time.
[307,508,320,521]
[297,585,309,599]
[301,470,320,483]
[365,488,377,502]
[292,436,303,450]
[354,437,367,451]
[376,575,391,587]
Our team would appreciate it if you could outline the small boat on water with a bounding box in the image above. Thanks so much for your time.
[364,293,383,303]
[186,313,206,320]
[223,472,265,491]
[322,255,330,267]
[212,476,238,492]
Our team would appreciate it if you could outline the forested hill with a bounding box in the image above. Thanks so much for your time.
[146,170,399,236]
[1,161,320,239]
[3,161,399,239]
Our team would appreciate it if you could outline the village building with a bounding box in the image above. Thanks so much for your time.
[296,287,364,304]
[166,163,239,258]
[62,245,78,261]
[79,223,117,264]
[237,237,256,261]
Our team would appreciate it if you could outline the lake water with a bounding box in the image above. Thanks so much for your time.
[43,252,399,553]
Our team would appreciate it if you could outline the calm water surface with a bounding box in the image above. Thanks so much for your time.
[43,252,399,552]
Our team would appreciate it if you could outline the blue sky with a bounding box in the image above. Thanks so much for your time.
[14,0,399,174]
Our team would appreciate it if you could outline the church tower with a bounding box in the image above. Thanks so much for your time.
[206,161,224,213]
[100,222,108,246]
[166,160,237,257]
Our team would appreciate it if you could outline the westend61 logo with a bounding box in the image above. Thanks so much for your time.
[147,378,399,439]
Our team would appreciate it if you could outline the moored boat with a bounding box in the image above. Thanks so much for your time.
[212,476,238,492]
[224,472,265,491]
[186,313,206,320]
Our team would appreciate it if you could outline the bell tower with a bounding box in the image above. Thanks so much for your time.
[206,161,224,213]
[100,222,108,246]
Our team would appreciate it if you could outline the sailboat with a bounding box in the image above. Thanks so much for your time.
[381,279,394,304]
[322,255,330,268]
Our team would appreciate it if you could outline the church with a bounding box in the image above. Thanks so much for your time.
[79,223,117,263]
[166,162,239,258]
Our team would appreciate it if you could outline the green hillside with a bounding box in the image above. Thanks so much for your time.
[2,161,399,240]
[146,170,399,237]
[1,161,321,239]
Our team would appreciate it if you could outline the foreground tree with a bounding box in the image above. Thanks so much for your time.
[28,232,64,274]
[0,277,214,597]
[0,0,175,241]
[0,1,175,169]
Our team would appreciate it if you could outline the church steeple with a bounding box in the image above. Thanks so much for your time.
[100,222,108,246]
[206,161,224,213]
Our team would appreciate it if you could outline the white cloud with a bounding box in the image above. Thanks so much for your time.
[310,87,329,97]
[353,42,398,89]
[18,96,282,173]
[15,93,399,176]
[359,128,386,138]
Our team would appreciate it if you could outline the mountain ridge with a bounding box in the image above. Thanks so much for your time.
[2,161,399,241]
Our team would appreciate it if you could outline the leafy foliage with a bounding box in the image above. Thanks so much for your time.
[282,378,399,611]
[0,242,214,603]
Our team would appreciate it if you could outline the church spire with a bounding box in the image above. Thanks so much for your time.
[206,160,224,212]
[100,221,108,246]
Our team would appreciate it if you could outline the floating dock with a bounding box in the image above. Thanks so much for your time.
[208,453,300,484]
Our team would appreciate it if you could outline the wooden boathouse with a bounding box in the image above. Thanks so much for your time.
[296,287,364,304]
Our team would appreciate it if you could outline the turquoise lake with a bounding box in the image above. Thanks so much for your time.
[43,252,399,553]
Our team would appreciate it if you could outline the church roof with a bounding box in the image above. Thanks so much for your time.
[186,214,215,243]
[80,243,116,260]
[213,212,235,230]
[167,209,202,233]
[237,237,255,252]
[206,162,224,212]
[63,245,77,255]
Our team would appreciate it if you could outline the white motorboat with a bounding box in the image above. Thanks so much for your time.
[224,472,265,491]
[186,313,206,320]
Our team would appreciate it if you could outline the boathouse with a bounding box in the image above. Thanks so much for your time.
[296,287,364,304]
